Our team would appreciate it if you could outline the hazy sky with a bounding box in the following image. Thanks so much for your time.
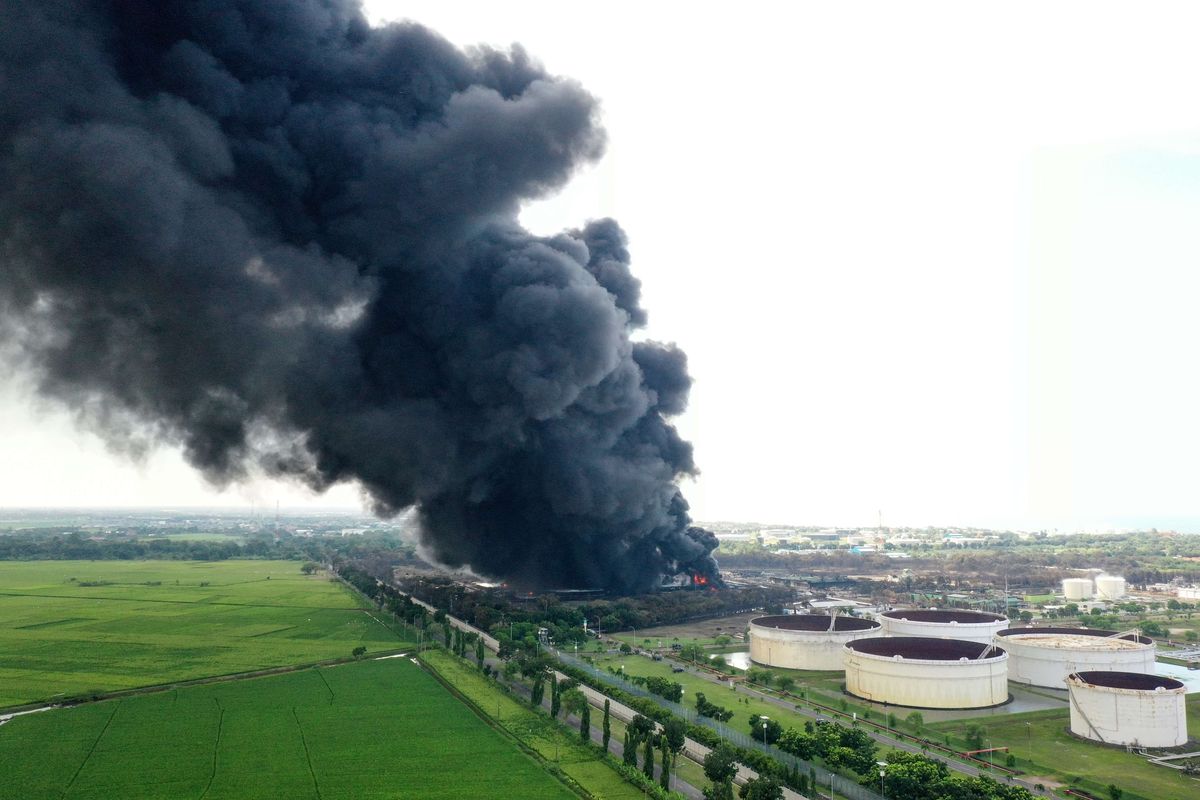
[4,1,1200,532]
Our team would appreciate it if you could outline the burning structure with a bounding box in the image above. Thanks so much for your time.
[0,0,720,592]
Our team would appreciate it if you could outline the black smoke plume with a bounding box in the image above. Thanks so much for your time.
[0,0,720,592]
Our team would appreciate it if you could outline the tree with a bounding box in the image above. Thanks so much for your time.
[550,675,561,719]
[476,637,485,668]
[642,734,655,778]
[579,698,591,742]
[659,737,671,790]
[748,714,782,745]
[629,714,656,739]
[1138,620,1168,638]
[602,699,612,752]
[1107,785,1123,800]
[777,729,817,760]
[623,728,638,766]
[776,676,795,694]
[530,675,545,707]
[663,717,687,757]
[620,642,633,654]
[739,775,784,800]
[702,744,738,800]
[351,645,367,659]
[904,711,924,735]
[300,562,319,575]
[964,724,985,751]
[1186,630,1198,642]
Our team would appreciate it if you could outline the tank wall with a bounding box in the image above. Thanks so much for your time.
[1062,579,1094,600]
[1068,682,1187,747]
[843,650,1008,709]
[878,616,1008,645]
[1003,638,1156,688]
[1095,576,1126,600]
[749,623,881,670]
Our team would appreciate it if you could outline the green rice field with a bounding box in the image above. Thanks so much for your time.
[0,561,408,707]
[0,657,577,800]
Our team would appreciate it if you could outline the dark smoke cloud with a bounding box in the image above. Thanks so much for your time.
[0,0,720,592]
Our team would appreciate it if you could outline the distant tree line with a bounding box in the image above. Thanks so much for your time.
[0,529,417,566]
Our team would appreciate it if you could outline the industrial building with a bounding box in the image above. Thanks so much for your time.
[1067,671,1188,748]
[877,608,1009,644]
[748,614,882,670]
[996,627,1155,689]
[842,637,1009,709]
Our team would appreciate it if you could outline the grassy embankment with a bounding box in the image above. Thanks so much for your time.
[0,657,577,800]
[0,560,407,708]
[420,649,647,799]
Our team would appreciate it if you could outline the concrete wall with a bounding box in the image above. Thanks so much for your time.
[878,614,1008,645]
[1068,676,1187,747]
[749,621,880,670]
[1000,635,1155,689]
[843,647,1009,709]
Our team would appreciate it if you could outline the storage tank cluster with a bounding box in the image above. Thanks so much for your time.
[995,627,1156,689]
[843,637,1009,709]
[748,614,882,670]
[878,608,1009,644]
[1066,671,1187,748]
[1061,575,1127,601]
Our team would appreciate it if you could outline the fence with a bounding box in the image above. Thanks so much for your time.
[554,649,884,800]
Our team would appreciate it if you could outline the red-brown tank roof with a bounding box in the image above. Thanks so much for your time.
[1069,671,1183,691]
[846,636,1005,660]
[751,614,880,632]
[881,608,1007,624]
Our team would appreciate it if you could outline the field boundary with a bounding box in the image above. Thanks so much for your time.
[292,707,323,800]
[198,698,224,800]
[61,700,120,798]
[0,648,412,716]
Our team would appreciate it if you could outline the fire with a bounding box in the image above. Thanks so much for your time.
[692,574,708,586]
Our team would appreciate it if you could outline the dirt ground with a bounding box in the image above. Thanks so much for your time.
[613,612,760,647]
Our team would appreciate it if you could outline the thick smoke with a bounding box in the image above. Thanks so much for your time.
[0,0,719,592]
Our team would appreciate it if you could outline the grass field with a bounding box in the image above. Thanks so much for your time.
[929,700,1200,800]
[0,561,408,707]
[0,657,577,800]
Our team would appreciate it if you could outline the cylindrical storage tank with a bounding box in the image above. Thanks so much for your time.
[1062,578,1095,600]
[996,628,1155,689]
[749,615,882,670]
[1067,671,1187,748]
[1094,575,1126,601]
[843,637,1009,709]
[877,609,1009,644]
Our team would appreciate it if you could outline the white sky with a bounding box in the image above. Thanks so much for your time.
[4,1,1200,532]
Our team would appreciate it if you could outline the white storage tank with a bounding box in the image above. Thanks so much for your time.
[1067,671,1187,748]
[996,627,1155,689]
[1094,575,1126,601]
[843,637,1009,709]
[877,609,1009,644]
[749,614,882,670]
[1062,578,1095,601]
